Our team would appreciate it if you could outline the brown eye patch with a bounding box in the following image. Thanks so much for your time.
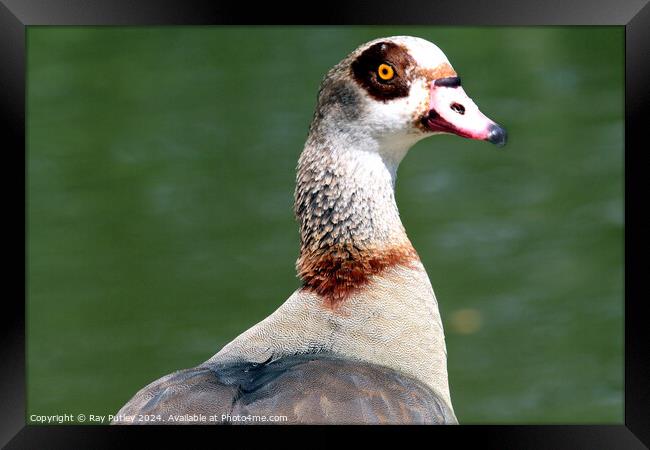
[351,42,415,102]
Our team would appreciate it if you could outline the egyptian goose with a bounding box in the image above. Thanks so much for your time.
[113,36,506,425]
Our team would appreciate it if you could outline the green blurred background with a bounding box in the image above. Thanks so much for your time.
[27,27,623,423]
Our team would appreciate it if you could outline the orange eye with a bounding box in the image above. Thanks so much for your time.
[377,63,394,81]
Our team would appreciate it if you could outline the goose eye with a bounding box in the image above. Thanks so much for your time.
[377,63,395,81]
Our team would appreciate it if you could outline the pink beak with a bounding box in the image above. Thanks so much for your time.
[421,77,507,147]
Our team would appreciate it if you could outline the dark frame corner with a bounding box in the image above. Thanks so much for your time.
[3,0,648,447]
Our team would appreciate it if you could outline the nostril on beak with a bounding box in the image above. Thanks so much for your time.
[450,103,465,115]
[487,123,507,147]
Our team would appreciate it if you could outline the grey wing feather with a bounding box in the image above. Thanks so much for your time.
[112,354,457,425]
[112,367,239,424]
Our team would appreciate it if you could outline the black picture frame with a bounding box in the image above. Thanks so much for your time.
[3,0,648,447]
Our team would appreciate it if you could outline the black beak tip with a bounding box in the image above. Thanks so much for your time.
[487,124,507,148]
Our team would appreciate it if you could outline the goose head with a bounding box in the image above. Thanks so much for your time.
[311,36,506,165]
